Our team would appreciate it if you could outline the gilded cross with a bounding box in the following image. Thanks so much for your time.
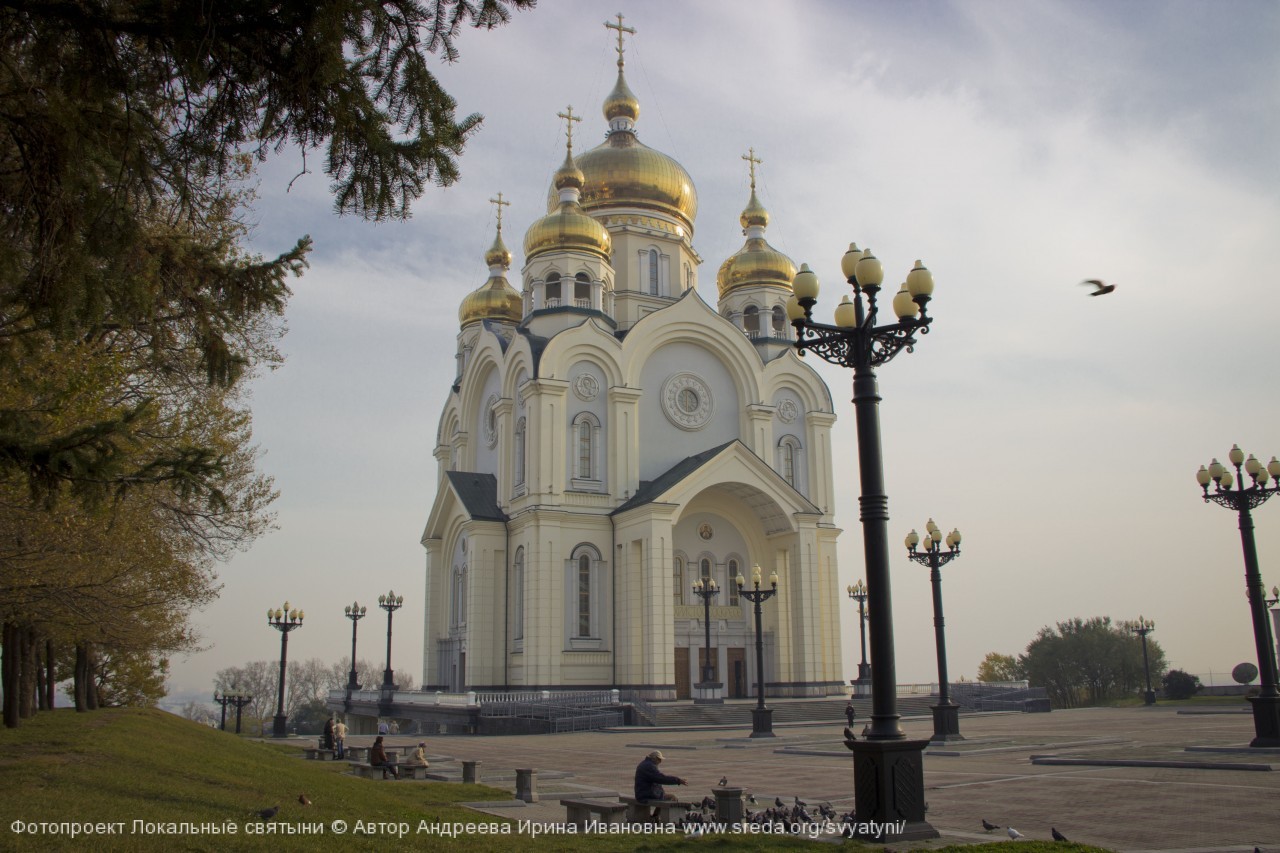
[557,105,582,151]
[489,192,510,232]
[605,13,636,66]
[742,148,763,191]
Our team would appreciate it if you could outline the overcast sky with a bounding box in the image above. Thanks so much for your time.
[169,0,1280,706]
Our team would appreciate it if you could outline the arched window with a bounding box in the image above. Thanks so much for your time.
[727,558,741,606]
[778,435,803,490]
[513,547,525,642]
[782,442,795,485]
[700,558,712,584]
[673,556,685,605]
[744,304,760,335]
[577,553,592,637]
[570,412,603,489]
[686,264,693,290]
[513,416,527,490]
[648,249,659,295]
[772,305,786,334]
[578,420,591,477]
[566,544,604,647]
[545,272,561,305]
[452,564,468,630]
[574,272,591,307]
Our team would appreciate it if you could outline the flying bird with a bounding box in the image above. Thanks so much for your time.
[1051,827,1068,842]
[298,794,311,806]
[982,818,1000,832]
[1080,278,1116,296]
[718,776,728,787]
[1008,827,1024,840]
[257,806,279,821]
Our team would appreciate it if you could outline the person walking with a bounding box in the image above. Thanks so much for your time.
[845,700,856,728]
[633,750,686,820]
[333,718,348,759]
[370,735,399,779]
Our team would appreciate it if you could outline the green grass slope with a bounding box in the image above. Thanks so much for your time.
[0,709,1110,852]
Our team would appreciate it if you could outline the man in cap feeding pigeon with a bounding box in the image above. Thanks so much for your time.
[633,750,687,820]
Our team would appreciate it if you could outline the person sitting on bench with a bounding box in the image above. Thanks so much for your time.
[370,736,399,779]
[633,750,686,819]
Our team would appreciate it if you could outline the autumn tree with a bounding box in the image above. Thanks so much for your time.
[1017,617,1167,708]
[977,652,1023,683]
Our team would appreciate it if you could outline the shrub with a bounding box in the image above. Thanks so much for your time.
[1162,669,1202,700]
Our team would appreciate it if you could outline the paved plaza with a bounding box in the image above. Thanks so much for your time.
[357,704,1278,852]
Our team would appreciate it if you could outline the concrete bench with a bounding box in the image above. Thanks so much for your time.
[620,796,689,824]
[344,746,371,762]
[560,798,628,829]
[303,748,335,760]
[351,763,429,781]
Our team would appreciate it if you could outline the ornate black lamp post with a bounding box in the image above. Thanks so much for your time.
[1196,446,1280,747]
[344,601,367,691]
[214,689,232,731]
[1123,617,1157,705]
[1267,585,1280,682]
[228,689,253,734]
[267,603,304,737]
[736,565,779,737]
[786,245,939,840]
[906,520,964,742]
[846,579,871,688]
[692,577,722,703]
[378,590,404,690]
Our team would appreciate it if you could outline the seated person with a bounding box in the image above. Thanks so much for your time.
[633,750,686,819]
[407,742,429,767]
[369,735,399,779]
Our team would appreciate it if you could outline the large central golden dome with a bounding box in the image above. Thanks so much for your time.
[546,66,697,231]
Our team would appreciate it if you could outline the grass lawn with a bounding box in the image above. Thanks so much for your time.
[0,708,1110,851]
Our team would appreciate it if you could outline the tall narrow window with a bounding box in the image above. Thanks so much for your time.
[782,441,795,486]
[779,436,802,491]
[513,547,525,641]
[578,420,592,478]
[648,249,659,295]
[546,272,561,305]
[772,305,786,334]
[578,554,592,637]
[744,305,760,335]
[727,558,740,606]
[514,417,527,488]
[674,557,684,605]
[575,272,591,308]
[700,558,712,584]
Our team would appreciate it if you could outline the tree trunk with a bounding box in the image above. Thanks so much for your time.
[3,622,19,728]
[85,644,99,710]
[73,643,88,712]
[45,639,55,711]
[19,627,37,718]
[36,643,46,711]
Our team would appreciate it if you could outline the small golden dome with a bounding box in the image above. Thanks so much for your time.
[484,229,512,269]
[716,237,798,298]
[553,150,585,192]
[603,70,639,123]
[523,203,612,261]
[459,276,522,326]
[740,188,769,230]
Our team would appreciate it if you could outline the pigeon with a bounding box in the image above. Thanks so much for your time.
[982,819,1000,832]
[700,796,715,811]
[718,776,728,787]
[257,806,279,821]
[1081,278,1116,296]
[775,797,786,808]
[1051,827,1068,842]
[1008,827,1024,840]
[795,796,807,808]
[747,793,757,805]
[298,793,311,806]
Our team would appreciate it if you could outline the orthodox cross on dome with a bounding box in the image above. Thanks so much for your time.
[489,192,510,233]
[605,13,635,68]
[742,147,763,191]
[557,105,582,153]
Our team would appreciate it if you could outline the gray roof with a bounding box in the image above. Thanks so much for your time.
[611,440,738,516]
[445,471,508,522]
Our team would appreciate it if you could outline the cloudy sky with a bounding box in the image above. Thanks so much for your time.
[169,0,1280,705]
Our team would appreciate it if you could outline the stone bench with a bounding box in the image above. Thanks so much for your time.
[351,763,429,781]
[560,798,628,829]
[619,796,690,824]
[303,748,335,760]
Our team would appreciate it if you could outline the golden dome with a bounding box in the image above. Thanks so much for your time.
[459,276,522,326]
[559,135,698,230]
[484,229,512,269]
[603,69,640,123]
[740,188,769,230]
[716,237,797,299]
[523,204,612,262]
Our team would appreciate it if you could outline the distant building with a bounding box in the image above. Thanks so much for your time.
[421,20,844,701]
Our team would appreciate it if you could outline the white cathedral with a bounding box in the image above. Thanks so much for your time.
[420,21,845,701]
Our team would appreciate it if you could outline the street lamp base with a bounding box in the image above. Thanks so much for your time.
[856,662,872,682]
[929,703,964,742]
[1247,694,1280,747]
[848,738,939,841]
[750,707,775,738]
[1143,690,1157,706]
[694,681,724,705]
[272,714,288,738]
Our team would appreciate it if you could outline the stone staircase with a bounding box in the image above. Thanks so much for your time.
[644,695,941,728]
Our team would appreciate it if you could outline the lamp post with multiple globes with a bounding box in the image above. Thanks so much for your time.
[905,520,964,742]
[786,244,939,840]
[266,603,304,737]
[344,601,367,692]
[227,689,253,735]
[378,590,404,690]
[735,565,779,737]
[691,577,722,703]
[846,580,871,689]
[1122,617,1157,705]
[1196,446,1280,746]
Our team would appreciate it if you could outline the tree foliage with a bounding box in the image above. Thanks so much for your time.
[977,652,1023,683]
[1017,617,1167,708]
[1162,669,1202,700]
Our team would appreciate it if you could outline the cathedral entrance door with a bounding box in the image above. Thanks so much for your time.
[728,648,746,698]
[674,647,691,699]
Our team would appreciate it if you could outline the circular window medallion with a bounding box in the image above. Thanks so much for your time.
[778,399,799,424]
[661,372,714,430]
[573,373,600,401]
